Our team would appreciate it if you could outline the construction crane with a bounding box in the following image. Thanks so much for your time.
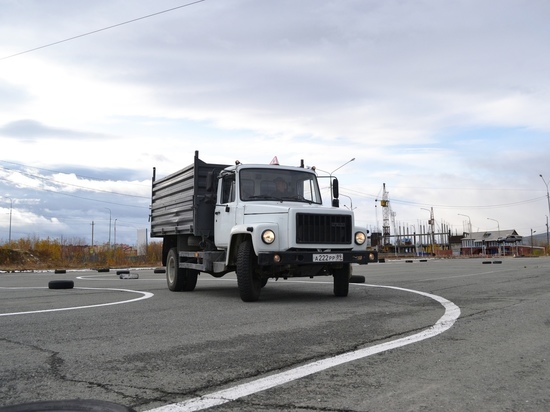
[376,183,396,247]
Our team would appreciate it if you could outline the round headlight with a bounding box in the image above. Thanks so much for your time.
[355,231,366,245]
[262,229,276,244]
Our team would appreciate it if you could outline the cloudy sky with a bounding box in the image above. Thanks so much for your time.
[1,0,549,246]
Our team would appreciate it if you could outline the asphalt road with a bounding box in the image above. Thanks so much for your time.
[1,257,549,411]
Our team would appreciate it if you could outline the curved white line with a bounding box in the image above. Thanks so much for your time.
[146,284,460,412]
[0,287,154,317]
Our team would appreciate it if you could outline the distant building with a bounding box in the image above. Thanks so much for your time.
[460,230,542,256]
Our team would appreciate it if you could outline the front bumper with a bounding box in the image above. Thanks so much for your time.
[257,250,378,266]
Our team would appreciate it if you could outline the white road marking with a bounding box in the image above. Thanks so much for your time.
[146,283,461,412]
[0,287,153,317]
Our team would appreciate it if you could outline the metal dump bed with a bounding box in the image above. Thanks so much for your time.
[150,151,228,238]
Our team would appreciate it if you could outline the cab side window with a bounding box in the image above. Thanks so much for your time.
[221,174,235,203]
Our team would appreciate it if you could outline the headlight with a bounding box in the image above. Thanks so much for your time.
[262,229,276,244]
[354,231,366,245]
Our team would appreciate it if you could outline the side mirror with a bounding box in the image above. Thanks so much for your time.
[332,178,339,199]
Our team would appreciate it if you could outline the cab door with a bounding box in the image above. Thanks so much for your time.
[214,172,237,248]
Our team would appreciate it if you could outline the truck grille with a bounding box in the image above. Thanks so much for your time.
[296,213,352,244]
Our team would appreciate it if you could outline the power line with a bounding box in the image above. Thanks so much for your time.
[1,0,205,61]
[0,162,149,199]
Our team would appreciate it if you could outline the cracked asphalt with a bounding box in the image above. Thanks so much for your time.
[1,257,549,411]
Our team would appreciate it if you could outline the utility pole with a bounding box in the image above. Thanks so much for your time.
[8,198,12,243]
[105,208,112,247]
[91,221,95,250]
[540,175,550,249]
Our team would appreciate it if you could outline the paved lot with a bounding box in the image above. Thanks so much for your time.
[1,257,549,411]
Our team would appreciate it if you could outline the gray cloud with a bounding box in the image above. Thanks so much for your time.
[0,119,111,139]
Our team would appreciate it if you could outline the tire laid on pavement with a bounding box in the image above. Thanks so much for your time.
[0,399,137,412]
[54,269,66,274]
[153,267,166,273]
[48,280,74,289]
[349,275,366,283]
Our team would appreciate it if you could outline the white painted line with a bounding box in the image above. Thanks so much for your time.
[146,284,460,412]
[0,287,154,317]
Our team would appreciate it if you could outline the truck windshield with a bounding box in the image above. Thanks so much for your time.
[239,168,322,204]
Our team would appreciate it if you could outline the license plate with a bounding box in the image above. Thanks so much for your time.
[313,253,343,262]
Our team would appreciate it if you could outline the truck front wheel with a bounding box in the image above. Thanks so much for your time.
[236,240,261,302]
[166,248,198,292]
[333,263,351,297]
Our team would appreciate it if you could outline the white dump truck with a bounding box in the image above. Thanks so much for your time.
[150,151,377,301]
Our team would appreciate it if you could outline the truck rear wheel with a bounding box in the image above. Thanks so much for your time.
[236,240,261,302]
[166,248,198,292]
[333,263,351,297]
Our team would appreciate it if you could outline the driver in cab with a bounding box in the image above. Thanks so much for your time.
[271,177,293,197]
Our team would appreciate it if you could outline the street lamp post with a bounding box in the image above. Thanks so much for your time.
[316,158,355,204]
[531,229,536,255]
[458,213,472,255]
[340,194,355,210]
[487,217,501,256]
[540,174,550,248]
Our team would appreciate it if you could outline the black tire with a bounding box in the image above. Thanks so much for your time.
[153,267,166,273]
[333,263,351,297]
[116,270,130,275]
[236,240,261,302]
[261,277,268,288]
[0,399,137,412]
[48,280,74,289]
[166,248,198,292]
[97,268,110,273]
[54,269,66,274]
[349,274,365,283]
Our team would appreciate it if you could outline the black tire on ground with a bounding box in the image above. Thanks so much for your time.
[166,248,198,292]
[482,261,492,264]
[116,270,130,275]
[97,268,110,273]
[54,269,66,274]
[0,399,137,412]
[236,240,261,302]
[349,274,365,283]
[48,280,74,289]
[333,263,351,297]
[153,267,166,274]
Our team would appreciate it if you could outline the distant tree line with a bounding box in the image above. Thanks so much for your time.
[0,236,162,271]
